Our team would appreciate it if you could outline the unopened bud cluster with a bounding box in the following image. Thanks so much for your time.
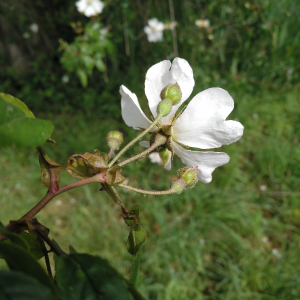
[157,83,182,117]
[169,167,198,194]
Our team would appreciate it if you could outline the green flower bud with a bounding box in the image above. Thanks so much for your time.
[177,167,198,188]
[169,179,186,194]
[160,83,182,105]
[106,131,124,150]
[159,147,171,168]
[157,98,173,117]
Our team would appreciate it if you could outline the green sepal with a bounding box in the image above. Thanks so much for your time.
[38,147,62,194]
[66,152,109,179]
[105,165,125,186]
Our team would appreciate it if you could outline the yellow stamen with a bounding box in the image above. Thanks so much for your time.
[171,105,188,125]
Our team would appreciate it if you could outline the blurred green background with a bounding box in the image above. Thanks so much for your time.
[0,0,300,299]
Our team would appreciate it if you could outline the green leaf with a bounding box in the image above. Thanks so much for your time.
[129,248,142,288]
[0,223,30,251]
[0,93,53,148]
[0,93,35,118]
[77,69,88,88]
[19,231,44,260]
[55,253,135,300]
[124,207,141,231]
[0,243,58,299]
[0,270,55,300]
[127,226,147,256]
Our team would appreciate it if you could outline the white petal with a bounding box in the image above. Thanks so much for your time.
[139,141,150,148]
[84,5,96,17]
[76,0,87,12]
[172,142,230,183]
[148,18,159,27]
[145,58,194,124]
[120,85,152,130]
[144,26,152,35]
[165,158,171,170]
[173,87,243,148]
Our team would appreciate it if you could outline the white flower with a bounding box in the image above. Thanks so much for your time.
[144,18,165,42]
[195,19,210,28]
[120,58,244,183]
[30,23,39,33]
[62,75,69,83]
[164,21,177,30]
[100,27,109,36]
[272,249,282,259]
[149,153,162,164]
[76,0,104,17]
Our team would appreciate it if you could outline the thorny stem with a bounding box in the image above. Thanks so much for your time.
[108,115,163,168]
[19,174,106,222]
[119,184,176,195]
[117,137,166,168]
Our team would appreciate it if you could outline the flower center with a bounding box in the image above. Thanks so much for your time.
[87,0,93,4]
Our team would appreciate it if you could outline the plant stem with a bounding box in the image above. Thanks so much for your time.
[101,182,126,209]
[118,138,165,168]
[20,174,105,222]
[108,115,162,168]
[118,184,175,195]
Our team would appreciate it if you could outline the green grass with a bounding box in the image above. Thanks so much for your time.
[0,85,300,299]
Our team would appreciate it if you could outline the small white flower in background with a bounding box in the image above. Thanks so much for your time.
[260,185,267,191]
[244,2,251,9]
[92,22,100,30]
[55,219,62,226]
[55,200,62,206]
[120,58,244,183]
[62,75,69,83]
[69,198,76,204]
[195,19,210,28]
[226,7,232,13]
[149,153,162,164]
[272,248,282,259]
[14,183,21,190]
[200,239,205,245]
[144,18,165,42]
[262,236,269,243]
[164,21,177,30]
[100,27,109,36]
[76,0,104,17]
[23,32,30,39]
[30,23,39,33]
[253,113,258,118]
[208,34,214,40]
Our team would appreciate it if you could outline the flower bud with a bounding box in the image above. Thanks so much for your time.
[160,83,182,105]
[169,178,186,194]
[106,131,124,150]
[157,98,173,117]
[177,167,198,188]
[159,147,171,168]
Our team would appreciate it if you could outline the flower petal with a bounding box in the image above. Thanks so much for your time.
[165,158,171,170]
[145,58,194,124]
[120,85,152,130]
[139,141,150,147]
[172,142,230,183]
[173,87,243,148]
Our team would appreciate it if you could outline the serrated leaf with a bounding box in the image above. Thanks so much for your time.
[0,94,53,148]
[127,227,147,256]
[0,243,58,299]
[0,271,55,300]
[55,253,135,300]
[38,147,62,193]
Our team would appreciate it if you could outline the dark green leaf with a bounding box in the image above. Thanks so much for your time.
[19,231,44,260]
[0,94,53,148]
[55,253,135,300]
[129,248,142,288]
[0,223,30,251]
[127,227,147,256]
[0,243,58,299]
[0,270,55,300]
